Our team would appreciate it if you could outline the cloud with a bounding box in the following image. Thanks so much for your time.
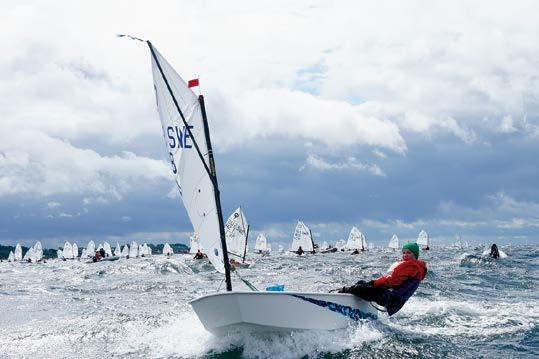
[299,154,385,176]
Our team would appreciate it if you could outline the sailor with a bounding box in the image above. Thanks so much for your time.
[351,248,360,255]
[296,246,304,255]
[338,242,427,316]
[489,244,500,259]
[230,258,241,267]
[194,249,205,260]
[93,250,102,262]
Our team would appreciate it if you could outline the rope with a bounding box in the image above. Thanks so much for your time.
[234,270,258,291]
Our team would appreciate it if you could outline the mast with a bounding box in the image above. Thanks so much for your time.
[147,41,232,291]
[199,95,233,291]
[243,224,250,263]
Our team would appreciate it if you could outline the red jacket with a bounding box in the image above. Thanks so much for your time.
[373,258,427,288]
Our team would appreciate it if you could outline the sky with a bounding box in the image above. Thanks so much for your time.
[1,0,538,249]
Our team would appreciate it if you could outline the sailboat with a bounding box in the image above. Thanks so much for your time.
[189,233,202,254]
[14,243,23,261]
[8,251,15,262]
[130,37,377,334]
[417,230,430,250]
[162,243,174,256]
[224,207,250,263]
[345,227,363,251]
[290,221,315,254]
[388,234,399,250]
[253,233,271,255]
[72,243,79,259]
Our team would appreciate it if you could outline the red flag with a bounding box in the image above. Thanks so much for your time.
[188,78,199,88]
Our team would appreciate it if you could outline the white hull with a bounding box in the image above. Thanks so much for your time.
[190,291,377,335]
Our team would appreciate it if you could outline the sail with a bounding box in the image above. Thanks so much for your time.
[33,242,43,261]
[189,233,201,254]
[290,221,314,252]
[388,234,399,249]
[346,227,363,250]
[129,241,139,258]
[63,242,73,259]
[163,243,174,256]
[8,251,14,262]
[86,241,96,258]
[71,243,78,258]
[114,242,121,256]
[335,239,346,250]
[254,233,268,251]
[361,233,368,251]
[23,247,35,261]
[14,243,23,261]
[224,207,249,260]
[141,243,150,257]
[121,244,129,258]
[103,242,112,257]
[417,230,429,248]
[57,249,64,259]
[150,44,225,273]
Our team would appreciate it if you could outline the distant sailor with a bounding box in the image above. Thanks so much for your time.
[489,244,500,259]
[351,248,360,255]
[296,246,304,255]
[338,242,427,316]
[194,249,205,260]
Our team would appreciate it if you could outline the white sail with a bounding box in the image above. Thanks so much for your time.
[189,233,201,254]
[121,244,129,258]
[335,239,346,250]
[361,233,368,251]
[150,44,225,273]
[33,241,43,262]
[23,247,35,261]
[417,230,429,248]
[80,248,86,259]
[63,241,73,259]
[103,242,112,257]
[86,241,96,258]
[388,234,399,250]
[290,221,314,252]
[254,233,268,251]
[129,241,139,258]
[8,251,14,262]
[114,242,121,256]
[57,249,64,259]
[141,243,151,257]
[148,246,152,256]
[224,207,249,261]
[14,243,23,261]
[346,227,363,250]
[163,243,174,256]
[71,243,78,258]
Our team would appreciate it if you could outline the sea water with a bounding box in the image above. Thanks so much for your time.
[0,245,537,358]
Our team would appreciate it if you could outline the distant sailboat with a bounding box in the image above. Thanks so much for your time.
[129,241,139,258]
[33,242,43,262]
[346,227,363,251]
[254,233,270,255]
[63,241,73,260]
[123,37,377,335]
[189,233,202,254]
[163,243,174,256]
[388,234,399,250]
[114,242,121,256]
[121,244,129,258]
[290,221,315,253]
[417,230,430,250]
[72,243,78,259]
[57,249,64,259]
[224,207,250,262]
[8,251,15,262]
[14,243,23,261]
[103,242,113,257]
[86,241,96,258]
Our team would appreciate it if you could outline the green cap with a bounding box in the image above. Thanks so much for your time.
[402,242,419,258]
